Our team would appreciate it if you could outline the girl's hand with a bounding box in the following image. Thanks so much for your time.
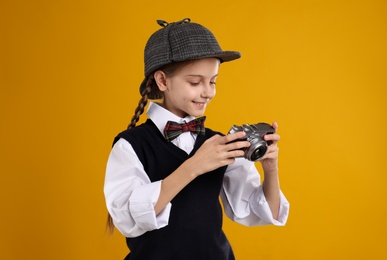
[260,122,280,175]
[189,131,250,176]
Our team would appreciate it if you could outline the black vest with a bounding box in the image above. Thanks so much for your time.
[114,119,235,260]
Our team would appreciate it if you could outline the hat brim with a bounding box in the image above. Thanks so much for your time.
[209,51,242,62]
[172,51,241,63]
[140,50,241,99]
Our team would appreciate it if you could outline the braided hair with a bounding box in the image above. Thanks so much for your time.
[106,75,155,234]
[127,76,154,129]
[106,59,197,234]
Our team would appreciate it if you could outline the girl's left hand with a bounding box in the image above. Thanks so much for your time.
[259,122,280,175]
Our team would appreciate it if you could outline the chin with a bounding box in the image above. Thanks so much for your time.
[191,111,205,117]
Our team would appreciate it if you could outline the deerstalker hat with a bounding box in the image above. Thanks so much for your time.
[140,18,241,99]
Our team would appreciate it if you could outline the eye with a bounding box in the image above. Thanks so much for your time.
[210,81,216,86]
[189,82,200,86]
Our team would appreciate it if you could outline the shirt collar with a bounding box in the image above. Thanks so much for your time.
[146,102,195,135]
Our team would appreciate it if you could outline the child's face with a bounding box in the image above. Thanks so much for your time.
[161,58,220,118]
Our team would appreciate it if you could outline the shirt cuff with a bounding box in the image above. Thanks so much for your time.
[250,185,290,226]
[129,180,171,231]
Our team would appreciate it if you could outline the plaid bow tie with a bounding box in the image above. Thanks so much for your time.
[164,116,206,142]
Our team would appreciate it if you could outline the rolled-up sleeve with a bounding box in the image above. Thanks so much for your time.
[104,138,171,237]
[220,158,289,226]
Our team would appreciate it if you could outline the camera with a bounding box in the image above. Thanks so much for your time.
[228,123,275,161]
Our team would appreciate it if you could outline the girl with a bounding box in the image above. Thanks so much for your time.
[104,18,289,260]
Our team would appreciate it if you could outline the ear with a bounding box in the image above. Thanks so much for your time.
[154,70,168,92]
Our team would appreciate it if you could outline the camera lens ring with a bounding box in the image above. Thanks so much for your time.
[245,142,268,161]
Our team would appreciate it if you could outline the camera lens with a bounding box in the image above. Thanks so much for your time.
[250,145,268,161]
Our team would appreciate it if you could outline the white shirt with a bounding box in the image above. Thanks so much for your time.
[104,102,290,237]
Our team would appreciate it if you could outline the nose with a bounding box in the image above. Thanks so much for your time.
[201,83,216,99]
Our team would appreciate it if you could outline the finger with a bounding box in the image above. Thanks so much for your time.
[223,131,251,151]
[227,147,248,158]
[264,133,280,144]
[203,134,223,144]
[220,157,237,166]
[225,140,251,152]
[223,131,247,144]
[260,149,278,161]
[265,145,279,155]
[272,122,278,131]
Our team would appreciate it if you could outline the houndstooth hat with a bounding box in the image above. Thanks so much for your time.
[140,18,241,99]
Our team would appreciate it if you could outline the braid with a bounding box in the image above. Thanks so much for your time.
[106,76,154,235]
[127,76,153,129]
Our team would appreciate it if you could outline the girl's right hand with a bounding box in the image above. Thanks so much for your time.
[155,131,251,215]
[188,131,251,177]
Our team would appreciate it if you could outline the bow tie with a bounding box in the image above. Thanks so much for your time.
[164,116,206,142]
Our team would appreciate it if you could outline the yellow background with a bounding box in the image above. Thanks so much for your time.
[1,0,386,259]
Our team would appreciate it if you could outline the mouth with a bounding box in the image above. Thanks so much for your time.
[193,101,207,108]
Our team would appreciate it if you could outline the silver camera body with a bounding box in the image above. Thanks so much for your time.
[228,123,275,161]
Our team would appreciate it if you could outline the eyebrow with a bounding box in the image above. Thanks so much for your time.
[185,74,218,78]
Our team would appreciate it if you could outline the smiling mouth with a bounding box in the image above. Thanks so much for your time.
[193,101,206,108]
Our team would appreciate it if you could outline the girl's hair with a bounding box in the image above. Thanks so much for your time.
[106,59,196,234]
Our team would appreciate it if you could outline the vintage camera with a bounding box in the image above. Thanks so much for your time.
[228,123,275,161]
